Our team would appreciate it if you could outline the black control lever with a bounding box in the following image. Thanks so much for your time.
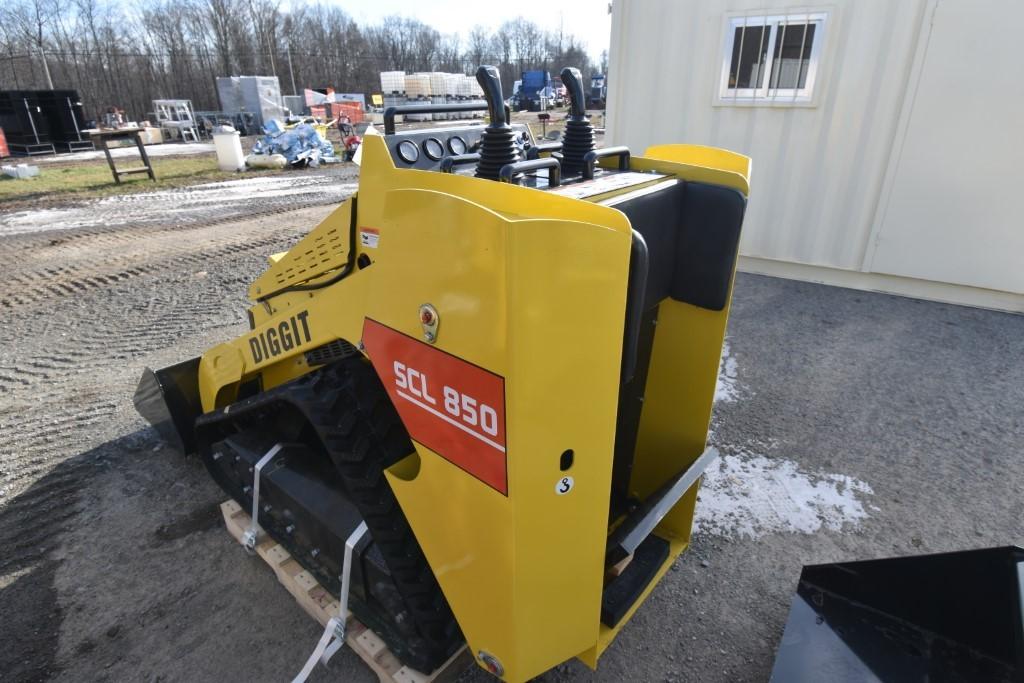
[475,65,521,180]
[561,67,588,121]
[559,67,596,174]
[477,65,508,128]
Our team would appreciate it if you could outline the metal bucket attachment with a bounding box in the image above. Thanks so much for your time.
[133,357,202,455]
[771,546,1024,682]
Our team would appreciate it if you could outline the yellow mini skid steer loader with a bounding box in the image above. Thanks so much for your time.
[135,66,751,681]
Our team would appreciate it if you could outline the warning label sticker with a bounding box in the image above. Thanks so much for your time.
[362,318,508,495]
[360,227,380,248]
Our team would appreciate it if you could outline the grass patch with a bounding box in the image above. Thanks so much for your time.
[0,155,282,206]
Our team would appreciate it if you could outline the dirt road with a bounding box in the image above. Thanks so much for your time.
[0,176,363,682]
[1,173,1021,682]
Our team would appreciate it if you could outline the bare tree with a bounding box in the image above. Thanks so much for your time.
[0,3,606,121]
[2,0,57,87]
[465,26,489,69]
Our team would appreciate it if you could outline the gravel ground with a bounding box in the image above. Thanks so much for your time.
[0,183,1021,683]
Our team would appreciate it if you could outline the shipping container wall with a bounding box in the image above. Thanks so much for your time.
[608,0,1024,309]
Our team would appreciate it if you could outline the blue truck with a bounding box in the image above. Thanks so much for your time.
[514,70,552,112]
[587,74,607,109]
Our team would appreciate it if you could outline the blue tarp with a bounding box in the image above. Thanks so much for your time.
[251,120,337,167]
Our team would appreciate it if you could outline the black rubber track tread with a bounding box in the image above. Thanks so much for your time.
[196,357,462,670]
[301,361,462,653]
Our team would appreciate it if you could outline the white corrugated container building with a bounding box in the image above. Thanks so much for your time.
[608,0,1023,311]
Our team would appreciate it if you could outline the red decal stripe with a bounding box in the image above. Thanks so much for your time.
[362,318,508,495]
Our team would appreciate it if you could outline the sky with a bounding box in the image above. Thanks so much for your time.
[339,0,613,61]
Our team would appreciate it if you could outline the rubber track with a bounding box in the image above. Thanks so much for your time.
[196,358,462,671]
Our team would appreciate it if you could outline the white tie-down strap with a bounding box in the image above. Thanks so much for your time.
[292,520,369,683]
[240,443,284,553]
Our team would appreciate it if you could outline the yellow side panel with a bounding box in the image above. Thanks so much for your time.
[631,297,730,509]
[357,133,635,235]
[643,143,752,180]
[248,199,354,300]
[371,186,631,682]
[617,153,750,196]
[198,270,371,411]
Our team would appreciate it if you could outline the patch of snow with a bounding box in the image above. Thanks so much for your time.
[694,450,875,539]
[0,175,358,236]
[36,142,217,164]
[714,340,740,403]
[701,338,876,538]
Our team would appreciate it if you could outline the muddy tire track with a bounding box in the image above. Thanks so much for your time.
[0,184,350,682]
[0,202,339,509]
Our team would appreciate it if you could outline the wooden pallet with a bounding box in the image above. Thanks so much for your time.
[221,500,472,683]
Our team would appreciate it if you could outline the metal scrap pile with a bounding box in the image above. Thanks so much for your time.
[249,119,337,168]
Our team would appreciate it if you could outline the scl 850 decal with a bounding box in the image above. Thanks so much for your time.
[363,318,508,495]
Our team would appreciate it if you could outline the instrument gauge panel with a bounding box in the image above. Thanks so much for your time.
[396,139,419,164]
[388,124,530,169]
[447,135,467,155]
[423,137,445,160]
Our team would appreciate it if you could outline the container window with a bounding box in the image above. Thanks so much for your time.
[719,12,828,105]
[729,25,770,89]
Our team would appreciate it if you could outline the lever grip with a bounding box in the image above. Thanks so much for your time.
[476,65,508,128]
[560,67,586,119]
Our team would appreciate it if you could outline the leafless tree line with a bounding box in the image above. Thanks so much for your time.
[0,0,607,121]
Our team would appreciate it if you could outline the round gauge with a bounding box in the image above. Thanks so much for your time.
[423,137,444,161]
[448,135,467,155]
[396,139,419,164]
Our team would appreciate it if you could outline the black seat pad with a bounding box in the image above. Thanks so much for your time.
[616,181,746,311]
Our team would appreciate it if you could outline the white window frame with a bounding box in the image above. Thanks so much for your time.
[716,11,829,106]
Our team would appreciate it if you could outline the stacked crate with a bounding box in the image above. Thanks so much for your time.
[380,71,406,123]
[380,71,406,96]
[403,74,432,121]
[426,73,446,120]
[457,75,475,119]
[443,74,462,119]
[469,77,486,118]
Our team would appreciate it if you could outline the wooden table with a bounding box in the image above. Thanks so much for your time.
[86,128,157,184]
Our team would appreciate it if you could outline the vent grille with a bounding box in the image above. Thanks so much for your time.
[304,339,359,367]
